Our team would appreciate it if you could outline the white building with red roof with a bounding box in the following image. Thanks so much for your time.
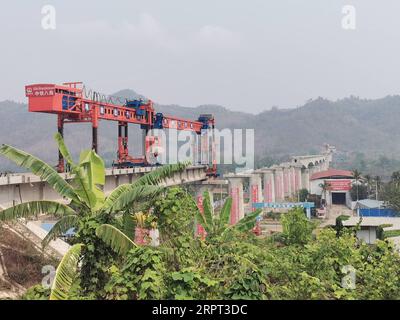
[310,169,354,206]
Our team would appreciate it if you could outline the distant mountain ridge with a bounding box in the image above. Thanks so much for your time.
[1,90,400,171]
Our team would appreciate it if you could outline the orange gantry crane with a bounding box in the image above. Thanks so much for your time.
[25,82,217,175]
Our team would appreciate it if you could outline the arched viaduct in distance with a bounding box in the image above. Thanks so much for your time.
[221,145,336,223]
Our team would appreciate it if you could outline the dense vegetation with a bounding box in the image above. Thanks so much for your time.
[2,136,400,300]
[40,205,400,300]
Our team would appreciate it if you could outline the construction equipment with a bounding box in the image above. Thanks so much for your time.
[25,82,217,175]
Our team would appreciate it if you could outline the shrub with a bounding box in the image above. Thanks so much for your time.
[21,284,50,300]
[281,208,315,245]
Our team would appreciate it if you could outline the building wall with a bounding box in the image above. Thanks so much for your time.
[356,227,377,244]
[310,178,354,207]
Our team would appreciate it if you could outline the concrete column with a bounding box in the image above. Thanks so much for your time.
[274,168,284,201]
[302,168,311,192]
[283,168,289,198]
[274,170,280,201]
[263,171,275,203]
[249,174,263,211]
[295,167,302,191]
[228,177,244,224]
[118,175,130,185]
[286,167,294,197]
[291,167,297,193]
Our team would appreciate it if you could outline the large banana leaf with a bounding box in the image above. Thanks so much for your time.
[54,132,75,166]
[232,209,262,233]
[41,214,79,248]
[72,150,105,211]
[100,162,189,213]
[0,144,78,201]
[79,149,105,186]
[50,243,83,300]
[133,162,190,186]
[219,197,232,228]
[190,195,209,234]
[122,211,135,240]
[101,184,163,213]
[96,224,137,255]
[0,201,76,221]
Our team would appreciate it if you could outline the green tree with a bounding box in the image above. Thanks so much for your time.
[0,133,178,246]
[0,134,189,296]
[364,174,372,198]
[391,171,400,188]
[298,188,309,202]
[375,175,382,200]
[350,184,368,202]
[318,182,330,203]
[382,183,400,214]
[195,191,262,240]
[281,207,315,245]
[352,169,362,201]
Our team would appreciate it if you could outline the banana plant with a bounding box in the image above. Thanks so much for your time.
[50,243,83,300]
[96,224,175,268]
[96,224,137,255]
[194,191,262,238]
[0,133,190,247]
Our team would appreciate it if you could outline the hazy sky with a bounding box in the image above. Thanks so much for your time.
[1,0,400,113]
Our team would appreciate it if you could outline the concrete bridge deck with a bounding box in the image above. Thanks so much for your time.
[0,165,208,209]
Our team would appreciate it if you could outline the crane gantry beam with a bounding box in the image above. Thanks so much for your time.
[25,82,217,175]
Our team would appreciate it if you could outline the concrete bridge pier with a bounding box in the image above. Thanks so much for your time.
[261,170,276,203]
[294,166,302,191]
[284,167,291,199]
[302,168,311,192]
[227,177,245,225]
[274,168,285,202]
[249,174,263,211]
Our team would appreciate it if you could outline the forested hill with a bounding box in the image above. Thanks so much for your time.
[1,92,400,172]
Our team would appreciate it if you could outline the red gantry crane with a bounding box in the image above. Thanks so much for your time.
[25,82,217,176]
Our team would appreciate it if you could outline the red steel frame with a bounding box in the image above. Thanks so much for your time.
[25,82,217,175]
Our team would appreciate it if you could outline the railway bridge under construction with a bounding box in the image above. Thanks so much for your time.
[0,82,335,227]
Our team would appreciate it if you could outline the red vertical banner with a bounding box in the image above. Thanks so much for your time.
[230,187,239,225]
[251,184,258,212]
[196,195,206,239]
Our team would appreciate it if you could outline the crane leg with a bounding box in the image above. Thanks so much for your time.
[117,122,129,165]
[92,126,98,153]
[57,115,65,173]
[92,108,99,153]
